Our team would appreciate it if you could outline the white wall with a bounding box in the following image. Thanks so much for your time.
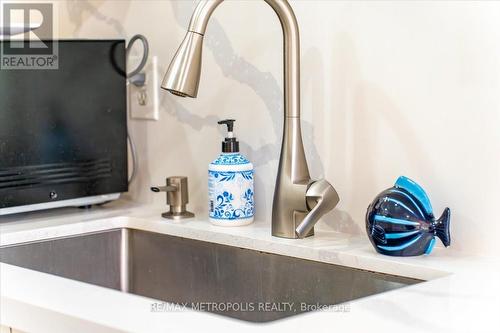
[54,0,500,257]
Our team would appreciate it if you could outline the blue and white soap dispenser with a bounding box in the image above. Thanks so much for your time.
[208,119,254,226]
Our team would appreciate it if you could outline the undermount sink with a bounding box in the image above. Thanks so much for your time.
[0,228,421,322]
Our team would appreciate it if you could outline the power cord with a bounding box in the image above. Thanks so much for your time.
[125,34,149,186]
[126,34,149,78]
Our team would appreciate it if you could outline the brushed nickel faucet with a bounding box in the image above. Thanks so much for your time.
[162,0,339,238]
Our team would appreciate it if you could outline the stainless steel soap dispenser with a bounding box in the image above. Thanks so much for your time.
[208,119,254,226]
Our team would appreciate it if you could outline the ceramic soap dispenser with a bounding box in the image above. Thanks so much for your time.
[208,119,254,226]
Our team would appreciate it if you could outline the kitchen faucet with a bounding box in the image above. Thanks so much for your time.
[162,0,339,238]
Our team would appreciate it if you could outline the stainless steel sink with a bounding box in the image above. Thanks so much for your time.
[0,228,421,322]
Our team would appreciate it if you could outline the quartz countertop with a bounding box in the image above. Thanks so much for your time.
[1,200,499,333]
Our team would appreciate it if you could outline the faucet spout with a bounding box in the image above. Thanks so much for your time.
[163,0,338,238]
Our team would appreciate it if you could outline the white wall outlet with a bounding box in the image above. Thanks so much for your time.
[129,55,160,120]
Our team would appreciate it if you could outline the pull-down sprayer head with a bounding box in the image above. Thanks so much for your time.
[161,31,204,98]
[161,0,222,98]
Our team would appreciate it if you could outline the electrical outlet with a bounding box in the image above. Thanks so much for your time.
[129,55,160,120]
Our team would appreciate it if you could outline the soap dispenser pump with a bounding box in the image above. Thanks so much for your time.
[208,119,254,226]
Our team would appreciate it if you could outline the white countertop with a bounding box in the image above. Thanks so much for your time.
[1,201,499,333]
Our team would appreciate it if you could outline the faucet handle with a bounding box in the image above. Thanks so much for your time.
[295,179,340,238]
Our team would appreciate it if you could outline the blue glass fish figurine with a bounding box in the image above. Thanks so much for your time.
[366,176,451,256]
